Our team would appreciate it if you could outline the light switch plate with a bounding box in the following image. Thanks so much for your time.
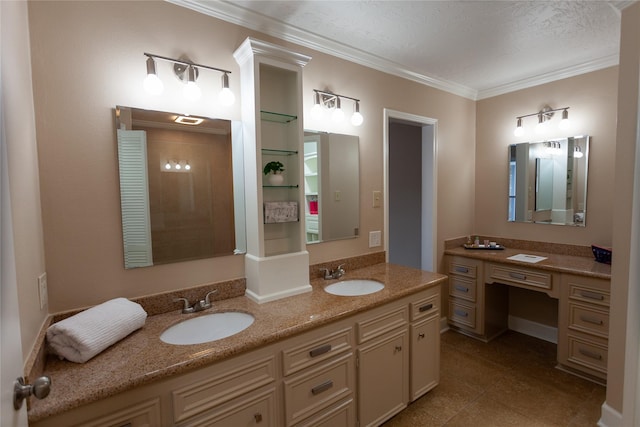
[369,230,381,247]
[372,191,382,208]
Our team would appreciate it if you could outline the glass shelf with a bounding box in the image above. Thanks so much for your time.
[262,148,298,156]
[263,184,299,188]
[260,110,298,123]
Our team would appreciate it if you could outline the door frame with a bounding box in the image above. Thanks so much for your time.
[383,109,438,271]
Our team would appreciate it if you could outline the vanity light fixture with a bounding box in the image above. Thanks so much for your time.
[312,89,363,126]
[162,160,192,172]
[573,146,584,158]
[513,105,570,136]
[143,53,234,106]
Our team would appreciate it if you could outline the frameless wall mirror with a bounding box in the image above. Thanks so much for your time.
[508,135,589,226]
[114,106,245,269]
[303,130,359,244]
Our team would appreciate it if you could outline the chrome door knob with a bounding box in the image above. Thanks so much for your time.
[13,376,51,410]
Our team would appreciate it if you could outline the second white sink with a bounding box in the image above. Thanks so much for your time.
[160,311,254,345]
[324,279,385,296]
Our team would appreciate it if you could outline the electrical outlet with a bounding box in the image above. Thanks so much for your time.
[369,230,381,248]
[38,272,48,309]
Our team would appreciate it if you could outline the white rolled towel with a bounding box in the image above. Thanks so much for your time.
[47,298,147,363]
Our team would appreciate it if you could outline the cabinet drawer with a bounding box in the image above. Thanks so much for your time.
[448,259,478,279]
[294,398,355,427]
[568,303,609,339]
[283,352,354,427]
[409,291,439,322]
[448,276,476,302]
[282,327,353,376]
[79,398,161,427]
[568,283,610,308]
[172,355,276,423]
[487,263,552,292]
[356,305,408,344]
[567,335,608,374]
[177,388,277,427]
[448,300,476,330]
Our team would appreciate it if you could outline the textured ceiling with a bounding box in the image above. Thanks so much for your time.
[173,0,630,99]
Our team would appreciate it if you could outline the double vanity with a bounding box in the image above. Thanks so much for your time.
[28,258,446,427]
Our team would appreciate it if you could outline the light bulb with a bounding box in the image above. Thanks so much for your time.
[164,162,171,170]
[559,109,570,130]
[175,163,182,170]
[143,57,164,95]
[185,163,191,170]
[351,101,363,126]
[311,92,323,119]
[535,114,545,134]
[332,97,344,122]
[218,73,235,106]
[513,118,524,137]
[183,66,201,102]
[574,147,584,158]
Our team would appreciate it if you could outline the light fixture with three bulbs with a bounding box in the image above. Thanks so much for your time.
[143,53,235,106]
[311,89,363,126]
[513,105,570,137]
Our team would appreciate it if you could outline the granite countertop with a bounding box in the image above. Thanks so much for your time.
[444,246,611,279]
[29,262,447,422]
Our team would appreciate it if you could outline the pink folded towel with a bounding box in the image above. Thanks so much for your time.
[46,298,147,363]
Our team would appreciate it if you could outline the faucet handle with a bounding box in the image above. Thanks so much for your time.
[204,290,218,305]
[174,297,194,314]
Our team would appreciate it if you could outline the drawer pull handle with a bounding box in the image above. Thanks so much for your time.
[418,333,425,339]
[580,291,605,301]
[580,315,604,326]
[309,344,332,358]
[419,303,434,312]
[579,348,603,360]
[454,309,469,317]
[254,412,263,423]
[311,380,333,395]
[454,285,469,293]
[454,266,469,274]
[509,272,527,280]
[395,345,402,352]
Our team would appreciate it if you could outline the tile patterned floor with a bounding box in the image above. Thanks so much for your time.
[384,330,606,426]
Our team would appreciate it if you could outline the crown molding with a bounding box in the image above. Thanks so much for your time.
[168,0,622,101]
[476,54,619,100]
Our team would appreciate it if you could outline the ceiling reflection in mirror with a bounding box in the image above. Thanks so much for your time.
[115,106,245,269]
[304,130,359,244]
[508,136,589,226]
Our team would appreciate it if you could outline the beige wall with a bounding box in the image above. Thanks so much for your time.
[476,67,618,247]
[27,1,475,313]
[3,1,48,357]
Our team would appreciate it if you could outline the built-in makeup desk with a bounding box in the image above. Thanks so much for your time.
[444,239,611,383]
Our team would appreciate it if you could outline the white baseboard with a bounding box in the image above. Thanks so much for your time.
[440,316,449,333]
[508,315,557,344]
[598,402,622,427]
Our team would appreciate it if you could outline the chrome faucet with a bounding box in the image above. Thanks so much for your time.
[320,264,345,280]
[174,290,218,314]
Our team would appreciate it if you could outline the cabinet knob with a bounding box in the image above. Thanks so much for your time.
[395,345,402,352]
[254,412,263,423]
[418,333,425,340]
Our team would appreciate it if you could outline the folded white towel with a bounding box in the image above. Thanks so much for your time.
[46,298,147,363]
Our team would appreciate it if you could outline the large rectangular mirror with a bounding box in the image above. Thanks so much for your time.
[508,135,589,226]
[115,106,245,269]
[303,130,359,244]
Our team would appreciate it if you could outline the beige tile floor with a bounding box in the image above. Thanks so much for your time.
[384,330,606,426]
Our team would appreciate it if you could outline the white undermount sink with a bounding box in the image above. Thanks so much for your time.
[324,279,385,296]
[160,311,254,345]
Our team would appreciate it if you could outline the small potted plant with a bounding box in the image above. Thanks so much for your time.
[263,161,285,185]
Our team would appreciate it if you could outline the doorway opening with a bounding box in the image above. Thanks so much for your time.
[384,109,437,271]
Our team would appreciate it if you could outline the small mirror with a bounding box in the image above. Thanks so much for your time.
[508,136,589,226]
[303,131,359,243]
[115,106,245,269]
